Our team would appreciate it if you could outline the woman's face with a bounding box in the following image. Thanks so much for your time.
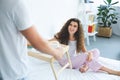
[68,21,78,35]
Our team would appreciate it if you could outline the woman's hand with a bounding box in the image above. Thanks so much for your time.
[86,51,93,62]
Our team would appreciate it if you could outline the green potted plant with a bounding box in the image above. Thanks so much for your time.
[97,0,119,37]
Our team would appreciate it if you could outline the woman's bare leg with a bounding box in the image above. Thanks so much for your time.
[99,66,120,76]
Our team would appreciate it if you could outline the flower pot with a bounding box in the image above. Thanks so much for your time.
[97,27,112,37]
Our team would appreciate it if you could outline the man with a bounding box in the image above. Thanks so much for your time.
[0,0,64,80]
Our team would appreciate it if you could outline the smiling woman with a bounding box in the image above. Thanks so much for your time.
[49,18,120,76]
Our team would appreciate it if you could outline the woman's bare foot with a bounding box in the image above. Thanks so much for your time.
[79,65,89,73]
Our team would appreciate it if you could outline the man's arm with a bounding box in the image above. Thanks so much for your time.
[21,25,64,60]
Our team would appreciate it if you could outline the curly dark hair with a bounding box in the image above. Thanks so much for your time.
[55,18,85,53]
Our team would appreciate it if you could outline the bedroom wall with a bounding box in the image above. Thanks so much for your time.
[29,0,79,39]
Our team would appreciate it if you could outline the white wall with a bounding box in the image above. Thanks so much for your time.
[29,0,79,39]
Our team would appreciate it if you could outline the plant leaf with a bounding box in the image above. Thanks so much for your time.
[111,1,119,5]
[107,0,111,4]
[97,0,119,27]
[104,0,107,4]
[109,8,116,11]
[108,21,111,26]
[97,17,103,19]
[112,21,117,24]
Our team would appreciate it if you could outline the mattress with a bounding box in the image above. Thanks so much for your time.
[28,56,120,80]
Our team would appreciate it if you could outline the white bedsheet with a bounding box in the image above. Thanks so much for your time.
[28,56,120,80]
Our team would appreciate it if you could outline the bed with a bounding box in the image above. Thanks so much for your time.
[28,54,120,80]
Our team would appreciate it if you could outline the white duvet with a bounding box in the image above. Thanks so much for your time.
[28,56,120,80]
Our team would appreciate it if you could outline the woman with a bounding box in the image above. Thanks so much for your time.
[50,18,120,76]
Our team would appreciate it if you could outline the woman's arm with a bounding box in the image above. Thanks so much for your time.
[82,44,93,62]
[86,51,93,62]
[82,44,87,52]
[49,37,57,41]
